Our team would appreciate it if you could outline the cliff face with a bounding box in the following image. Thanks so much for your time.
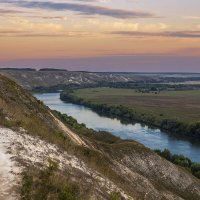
[0,74,200,200]
[98,142,200,199]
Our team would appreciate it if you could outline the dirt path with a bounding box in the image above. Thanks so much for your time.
[50,112,88,147]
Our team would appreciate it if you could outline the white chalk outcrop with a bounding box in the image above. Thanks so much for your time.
[0,127,131,200]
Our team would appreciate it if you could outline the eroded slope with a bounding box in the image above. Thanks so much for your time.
[0,74,200,200]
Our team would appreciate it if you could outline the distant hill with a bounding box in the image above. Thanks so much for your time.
[39,68,68,71]
[0,67,36,71]
[0,69,154,90]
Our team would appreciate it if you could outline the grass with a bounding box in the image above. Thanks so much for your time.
[0,75,126,199]
[0,74,70,148]
[73,87,200,123]
[20,159,81,200]
[0,75,130,199]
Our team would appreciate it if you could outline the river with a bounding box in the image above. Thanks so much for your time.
[34,93,200,163]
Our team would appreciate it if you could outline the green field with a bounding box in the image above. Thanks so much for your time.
[73,88,200,123]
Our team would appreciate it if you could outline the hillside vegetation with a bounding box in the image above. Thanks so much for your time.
[0,74,65,145]
[1,74,200,199]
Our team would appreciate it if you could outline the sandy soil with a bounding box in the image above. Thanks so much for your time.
[50,112,88,147]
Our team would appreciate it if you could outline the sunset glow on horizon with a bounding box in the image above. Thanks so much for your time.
[1,0,200,72]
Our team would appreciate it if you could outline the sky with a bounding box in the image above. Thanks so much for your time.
[0,0,200,72]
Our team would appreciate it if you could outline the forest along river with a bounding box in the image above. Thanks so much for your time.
[34,93,200,163]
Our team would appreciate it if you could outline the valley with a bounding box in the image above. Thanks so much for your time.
[61,87,200,140]
[1,72,200,199]
[35,92,200,163]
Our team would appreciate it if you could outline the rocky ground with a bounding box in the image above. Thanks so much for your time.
[0,127,132,200]
[1,119,200,199]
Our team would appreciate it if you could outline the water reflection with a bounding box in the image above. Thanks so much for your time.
[34,93,200,162]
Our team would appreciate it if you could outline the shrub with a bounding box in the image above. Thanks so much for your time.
[20,159,81,200]
[155,149,200,179]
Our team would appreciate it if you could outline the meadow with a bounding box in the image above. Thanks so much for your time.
[72,88,200,123]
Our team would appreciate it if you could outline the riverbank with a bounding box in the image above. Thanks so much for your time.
[59,91,200,179]
[35,92,200,163]
[55,110,200,180]
[60,88,200,141]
